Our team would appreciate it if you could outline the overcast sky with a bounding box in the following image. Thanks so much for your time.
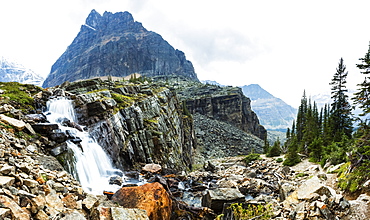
[1,0,370,107]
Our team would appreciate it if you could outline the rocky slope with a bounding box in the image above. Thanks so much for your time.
[0,56,44,87]
[176,81,267,140]
[42,10,197,88]
[0,81,369,220]
[189,156,370,219]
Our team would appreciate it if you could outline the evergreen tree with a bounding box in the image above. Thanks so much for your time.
[322,104,332,145]
[329,58,353,141]
[354,43,370,119]
[267,138,281,157]
[296,91,308,143]
[283,135,301,166]
[308,137,323,162]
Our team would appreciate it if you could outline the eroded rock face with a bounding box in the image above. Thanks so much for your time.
[111,182,172,220]
[59,79,195,171]
[174,81,267,140]
[42,10,197,88]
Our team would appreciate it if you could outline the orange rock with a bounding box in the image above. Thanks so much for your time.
[111,182,172,220]
[62,194,78,209]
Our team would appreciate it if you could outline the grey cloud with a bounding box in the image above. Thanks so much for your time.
[173,27,264,65]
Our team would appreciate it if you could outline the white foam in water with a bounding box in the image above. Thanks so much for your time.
[45,97,124,194]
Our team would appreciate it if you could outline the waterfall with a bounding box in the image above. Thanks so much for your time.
[45,97,124,194]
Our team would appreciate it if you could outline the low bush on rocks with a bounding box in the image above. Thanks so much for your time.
[243,153,261,164]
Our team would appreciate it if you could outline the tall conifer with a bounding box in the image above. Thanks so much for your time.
[329,58,353,141]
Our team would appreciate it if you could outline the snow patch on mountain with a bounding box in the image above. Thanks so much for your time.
[0,56,44,86]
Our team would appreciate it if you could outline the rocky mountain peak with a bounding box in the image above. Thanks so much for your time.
[42,10,197,88]
[85,9,102,28]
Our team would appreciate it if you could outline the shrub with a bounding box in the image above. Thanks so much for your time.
[244,153,261,164]
[276,158,283,163]
[228,203,273,220]
[266,139,281,157]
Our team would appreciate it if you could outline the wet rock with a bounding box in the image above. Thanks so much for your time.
[24,114,47,123]
[50,142,68,156]
[202,188,245,213]
[109,176,123,186]
[32,123,59,134]
[50,130,68,143]
[87,101,107,116]
[112,182,172,220]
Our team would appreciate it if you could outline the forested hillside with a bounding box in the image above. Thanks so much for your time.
[280,48,370,194]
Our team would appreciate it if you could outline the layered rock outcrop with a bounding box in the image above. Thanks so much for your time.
[42,10,197,88]
[57,78,195,171]
[174,80,267,140]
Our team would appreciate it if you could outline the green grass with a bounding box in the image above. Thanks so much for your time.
[0,82,42,111]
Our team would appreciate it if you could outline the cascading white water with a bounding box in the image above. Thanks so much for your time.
[45,97,124,194]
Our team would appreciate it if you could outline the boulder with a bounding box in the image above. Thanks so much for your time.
[0,195,31,220]
[0,176,15,187]
[142,163,162,174]
[111,207,149,220]
[0,104,14,113]
[297,176,326,200]
[32,123,59,134]
[111,182,172,220]
[0,114,26,130]
[24,114,47,123]
[202,188,245,213]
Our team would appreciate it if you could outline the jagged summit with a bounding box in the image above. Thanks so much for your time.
[42,10,198,88]
[83,10,145,33]
[0,56,44,86]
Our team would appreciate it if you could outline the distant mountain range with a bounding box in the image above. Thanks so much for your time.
[0,56,44,86]
[202,81,297,131]
[241,84,297,131]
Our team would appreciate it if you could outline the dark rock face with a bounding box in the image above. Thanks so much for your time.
[42,10,197,88]
[180,84,267,140]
